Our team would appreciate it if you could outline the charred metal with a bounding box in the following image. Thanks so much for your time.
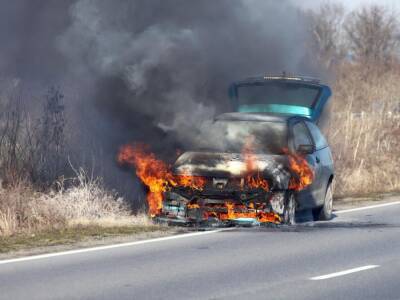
[156,151,294,226]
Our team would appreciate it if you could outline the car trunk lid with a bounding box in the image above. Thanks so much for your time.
[229,76,332,122]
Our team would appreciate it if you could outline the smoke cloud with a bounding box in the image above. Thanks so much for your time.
[0,0,323,205]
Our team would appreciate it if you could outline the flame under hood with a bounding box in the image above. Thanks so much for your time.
[117,143,314,223]
[173,151,291,190]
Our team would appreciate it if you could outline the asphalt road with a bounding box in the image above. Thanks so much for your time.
[1,201,400,300]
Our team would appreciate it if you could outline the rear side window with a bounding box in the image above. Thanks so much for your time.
[305,121,328,150]
[292,122,313,150]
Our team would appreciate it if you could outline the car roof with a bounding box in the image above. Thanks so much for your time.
[215,112,305,123]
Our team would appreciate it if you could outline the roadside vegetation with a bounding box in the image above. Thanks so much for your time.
[0,87,162,247]
[0,171,164,251]
[309,4,400,197]
[326,64,400,196]
[0,171,153,237]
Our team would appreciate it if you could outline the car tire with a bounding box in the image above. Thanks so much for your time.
[318,184,333,221]
[283,192,296,225]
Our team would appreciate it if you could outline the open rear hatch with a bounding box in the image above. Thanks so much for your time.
[229,75,332,122]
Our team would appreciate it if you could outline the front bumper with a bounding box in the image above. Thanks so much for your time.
[155,189,287,226]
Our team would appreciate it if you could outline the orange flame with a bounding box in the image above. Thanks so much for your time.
[200,202,281,223]
[170,175,206,190]
[242,137,270,191]
[284,149,314,191]
[117,144,206,216]
[117,144,172,216]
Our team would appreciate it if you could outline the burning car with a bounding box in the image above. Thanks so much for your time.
[119,75,334,226]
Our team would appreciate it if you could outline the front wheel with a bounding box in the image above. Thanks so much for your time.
[282,192,296,225]
[318,184,333,220]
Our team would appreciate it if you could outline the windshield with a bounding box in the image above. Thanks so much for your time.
[236,82,321,112]
[196,120,288,155]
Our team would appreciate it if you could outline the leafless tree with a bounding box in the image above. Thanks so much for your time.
[0,87,68,187]
[344,5,399,66]
[35,87,67,185]
[308,2,346,69]
[0,93,33,185]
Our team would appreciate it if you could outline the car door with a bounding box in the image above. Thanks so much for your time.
[304,121,333,201]
[290,120,324,209]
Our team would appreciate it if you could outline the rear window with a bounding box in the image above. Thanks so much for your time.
[236,82,321,108]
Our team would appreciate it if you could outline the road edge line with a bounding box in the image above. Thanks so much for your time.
[0,229,230,265]
[335,201,400,214]
[310,265,380,280]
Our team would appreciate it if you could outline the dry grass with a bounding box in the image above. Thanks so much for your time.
[0,225,169,254]
[324,63,400,197]
[0,170,152,237]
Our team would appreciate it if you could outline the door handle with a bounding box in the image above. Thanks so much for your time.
[316,156,320,163]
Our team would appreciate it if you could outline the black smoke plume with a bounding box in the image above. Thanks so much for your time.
[0,0,322,206]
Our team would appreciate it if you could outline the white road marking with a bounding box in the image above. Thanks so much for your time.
[0,229,230,265]
[335,201,400,214]
[1,200,398,266]
[310,265,380,281]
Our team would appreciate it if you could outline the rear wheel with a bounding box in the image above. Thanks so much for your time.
[318,184,333,220]
[282,192,296,225]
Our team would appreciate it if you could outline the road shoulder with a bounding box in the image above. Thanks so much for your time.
[0,225,186,260]
[2,193,399,260]
[334,193,400,211]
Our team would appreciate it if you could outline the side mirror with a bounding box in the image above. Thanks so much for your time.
[297,144,315,155]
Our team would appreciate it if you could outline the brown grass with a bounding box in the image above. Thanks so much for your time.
[325,63,400,197]
[0,170,151,237]
[0,224,168,254]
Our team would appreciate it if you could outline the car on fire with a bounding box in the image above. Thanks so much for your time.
[158,75,334,226]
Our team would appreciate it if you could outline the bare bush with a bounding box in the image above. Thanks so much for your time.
[0,173,149,237]
[51,168,134,226]
[0,182,64,236]
[325,63,400,196]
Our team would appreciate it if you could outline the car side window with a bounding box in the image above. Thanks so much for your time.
[305,121,328,150]
[292,122,313,150]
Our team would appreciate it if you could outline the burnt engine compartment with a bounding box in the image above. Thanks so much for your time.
[117,144,313,226]
[156,176,289,226]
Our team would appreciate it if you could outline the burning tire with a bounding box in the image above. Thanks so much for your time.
[282,192,296,225]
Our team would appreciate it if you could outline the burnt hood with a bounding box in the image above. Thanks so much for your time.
[173,151,288,178]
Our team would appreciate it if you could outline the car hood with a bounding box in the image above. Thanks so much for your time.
[173,151,289,179]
